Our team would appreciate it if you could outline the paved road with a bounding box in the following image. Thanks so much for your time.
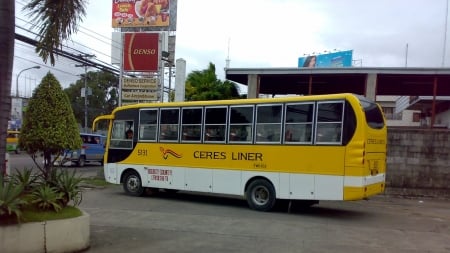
[8,153,450,252]
[7,152,101,178]
[80,185,450,253]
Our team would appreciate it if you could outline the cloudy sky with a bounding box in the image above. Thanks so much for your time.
[13,0,449,97]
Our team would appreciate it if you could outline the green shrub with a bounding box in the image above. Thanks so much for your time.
[0,175,27,223]
[55,169,83,207]
[30,184,63,212]
[11,168,38,193]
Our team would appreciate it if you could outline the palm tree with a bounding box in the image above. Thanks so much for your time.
[185,62,241,101]
[0,0,87,176]
[0,0,16,177]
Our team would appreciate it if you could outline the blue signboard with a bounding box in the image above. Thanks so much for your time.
[298,50,353,68]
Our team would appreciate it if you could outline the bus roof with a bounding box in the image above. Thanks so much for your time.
[112,93,360,113]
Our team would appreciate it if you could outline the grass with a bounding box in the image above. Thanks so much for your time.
[81,177,111,187]
[1,206,82,225]
[22,205,82,222]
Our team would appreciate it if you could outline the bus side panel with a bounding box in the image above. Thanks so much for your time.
[105,163,119,184]
[314,175,344,200]
[212,169,242,195]
[143,165,185,190]
[185,168,213,192]
[288,173,315,199]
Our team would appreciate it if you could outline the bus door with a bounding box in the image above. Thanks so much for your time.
[106,120,135,182]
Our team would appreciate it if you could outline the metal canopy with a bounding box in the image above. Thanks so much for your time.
[225,67,450,96]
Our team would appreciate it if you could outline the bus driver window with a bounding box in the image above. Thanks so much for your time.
[126,129,133,139]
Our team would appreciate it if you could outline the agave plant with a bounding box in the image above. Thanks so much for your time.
[0,175,27,223]
[55,169,83,207]
[10,168,38,193]
[30,184,63,212]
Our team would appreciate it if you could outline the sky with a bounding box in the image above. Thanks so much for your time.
[13,0,450,97]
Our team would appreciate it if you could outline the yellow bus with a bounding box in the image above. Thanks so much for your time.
[93,93,387,211]
[6,130,20,154]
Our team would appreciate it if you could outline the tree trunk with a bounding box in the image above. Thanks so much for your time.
[0,1,15,179]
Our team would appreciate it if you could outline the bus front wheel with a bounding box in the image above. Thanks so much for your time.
[123,171,144,196]
[246,179,276,211]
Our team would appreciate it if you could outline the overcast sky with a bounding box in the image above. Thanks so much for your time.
[13,0,450,96]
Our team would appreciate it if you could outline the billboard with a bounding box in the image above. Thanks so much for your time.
[121,78,160,102]
[123,32,159,72]
[298,50,353,68]
[112,0,178,30]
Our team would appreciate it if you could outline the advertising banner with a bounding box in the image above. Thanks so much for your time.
[123,33,159,72]
[123,78,159,90]
[122,91,159,101]
[298,50,353,68]
[112,0,175,29]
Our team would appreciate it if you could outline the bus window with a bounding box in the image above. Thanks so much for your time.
[159,108,180,142]
[139,109,158,141]
[284,103,314,143]
[110,121,134,148]
[229,105,253,143]
[358,96,385,129]
[315,101,343,144]
[256,104,282,143]
[181,107,202,142]
[204,107,227,142]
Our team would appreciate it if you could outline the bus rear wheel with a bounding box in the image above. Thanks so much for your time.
[123,171,144,196]
[246,179,276,211]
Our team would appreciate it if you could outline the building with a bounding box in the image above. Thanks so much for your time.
[225,67,450,128]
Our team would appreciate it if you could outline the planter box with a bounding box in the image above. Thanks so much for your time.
[0,210,90,253]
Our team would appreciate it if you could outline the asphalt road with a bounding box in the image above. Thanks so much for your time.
[7,152,101,178]
[8,153,450,253]
[80,186,450,253]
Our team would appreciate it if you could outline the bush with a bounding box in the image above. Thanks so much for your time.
[30,184,63,212]
[55,169,83,207]
[0,175,27,223]
[11,168,38,193]
[0,167,84,224]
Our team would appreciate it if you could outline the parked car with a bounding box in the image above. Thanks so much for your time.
[54,133,106,167]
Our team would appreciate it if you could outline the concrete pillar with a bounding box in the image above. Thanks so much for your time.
[247,74,259,99]
[174,58,186,102]
[365,73,377,101]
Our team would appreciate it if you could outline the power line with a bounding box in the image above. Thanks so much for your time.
[15,33,120,76]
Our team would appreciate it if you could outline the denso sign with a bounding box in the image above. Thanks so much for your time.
[123,32,159,72]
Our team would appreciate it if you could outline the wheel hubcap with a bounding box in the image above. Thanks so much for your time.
[127,176,140,192]
[252,186,269,205]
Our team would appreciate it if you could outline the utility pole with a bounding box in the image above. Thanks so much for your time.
[76,54,95,132]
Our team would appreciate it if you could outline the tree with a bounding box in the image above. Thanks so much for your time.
[0,0,15,177]
[19,72,82,180]
[63,70,119,129]
[23,0,87,65]
[185,62,242,101]
[0,0,87,179]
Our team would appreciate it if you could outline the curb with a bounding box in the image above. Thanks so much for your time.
[0,210,90,253]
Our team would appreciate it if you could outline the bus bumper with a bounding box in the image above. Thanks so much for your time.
[343,182,385,200]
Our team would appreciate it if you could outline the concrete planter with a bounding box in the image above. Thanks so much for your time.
[0,210,90,253]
